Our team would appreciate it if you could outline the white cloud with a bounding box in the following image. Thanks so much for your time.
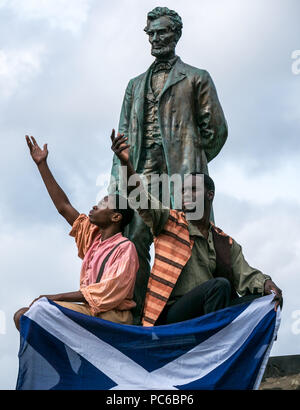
[0,46,45,97]
[0,0,92,34]
[95,172,111,203]
[212,158,300,206]
[283,82,300,123]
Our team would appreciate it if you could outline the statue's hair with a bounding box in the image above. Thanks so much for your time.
[144,7,183,41]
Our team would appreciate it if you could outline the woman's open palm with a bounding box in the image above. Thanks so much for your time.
[26,135,48,165]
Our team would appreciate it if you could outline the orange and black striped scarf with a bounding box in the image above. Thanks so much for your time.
[142,210,232,327]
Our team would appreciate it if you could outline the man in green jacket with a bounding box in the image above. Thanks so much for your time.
[110,131,283,326]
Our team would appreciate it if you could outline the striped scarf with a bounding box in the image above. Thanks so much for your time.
[142,210,232,327]
[142,210,193,326]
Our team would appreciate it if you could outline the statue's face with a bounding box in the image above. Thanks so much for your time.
[146,16,177,59]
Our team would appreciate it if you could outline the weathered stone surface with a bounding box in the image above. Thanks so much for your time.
[260,374,300,390]
[260,355,300,390]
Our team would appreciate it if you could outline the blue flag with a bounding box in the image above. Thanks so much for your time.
[16,294,280,390]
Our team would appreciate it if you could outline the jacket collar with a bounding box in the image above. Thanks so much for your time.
[159,57,186,99]
[188,221,213,238]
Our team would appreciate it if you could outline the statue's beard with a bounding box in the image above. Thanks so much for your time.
[151,42,176,59]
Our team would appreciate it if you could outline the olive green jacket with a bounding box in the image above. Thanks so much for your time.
[110,57,228,189]
[136,192,272,303]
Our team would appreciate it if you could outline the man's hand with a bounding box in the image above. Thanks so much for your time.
[264,279,283,312]
[26,135,48,166]
[110,129,130,164]
[110,128,140,194]
[29,291,86,308]
[29,294,59,308]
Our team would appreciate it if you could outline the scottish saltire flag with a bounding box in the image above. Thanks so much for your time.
[16,294,280,390]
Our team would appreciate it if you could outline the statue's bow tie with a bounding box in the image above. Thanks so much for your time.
[152,61,172,73]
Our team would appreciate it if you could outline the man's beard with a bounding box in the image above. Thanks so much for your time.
[151,42,176,59]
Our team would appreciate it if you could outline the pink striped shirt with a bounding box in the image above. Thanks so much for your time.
[69,214,139,315]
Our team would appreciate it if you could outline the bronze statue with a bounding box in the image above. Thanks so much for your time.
[110,7,228,324]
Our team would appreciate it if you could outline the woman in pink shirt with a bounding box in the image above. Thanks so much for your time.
[14,136,139,330]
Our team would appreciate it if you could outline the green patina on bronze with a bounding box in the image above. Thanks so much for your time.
[109,7,228,324]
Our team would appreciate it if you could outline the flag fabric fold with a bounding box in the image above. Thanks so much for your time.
[16,294,280,390]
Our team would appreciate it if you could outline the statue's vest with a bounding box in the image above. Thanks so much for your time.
[143,71,167,148]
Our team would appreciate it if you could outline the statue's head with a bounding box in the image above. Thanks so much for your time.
[144,7,183,59]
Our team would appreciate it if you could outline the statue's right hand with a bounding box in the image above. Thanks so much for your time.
[110,129,131,164]
[25,135,48,165]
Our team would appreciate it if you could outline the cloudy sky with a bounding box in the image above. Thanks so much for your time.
[1,0,300,389]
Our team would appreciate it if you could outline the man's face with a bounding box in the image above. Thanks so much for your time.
[182,175,215,220]
[182,175,204,213]
[88,196,119,227]
[146,16,177,59]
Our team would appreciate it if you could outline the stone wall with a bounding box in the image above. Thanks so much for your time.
[260,355,300,390]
